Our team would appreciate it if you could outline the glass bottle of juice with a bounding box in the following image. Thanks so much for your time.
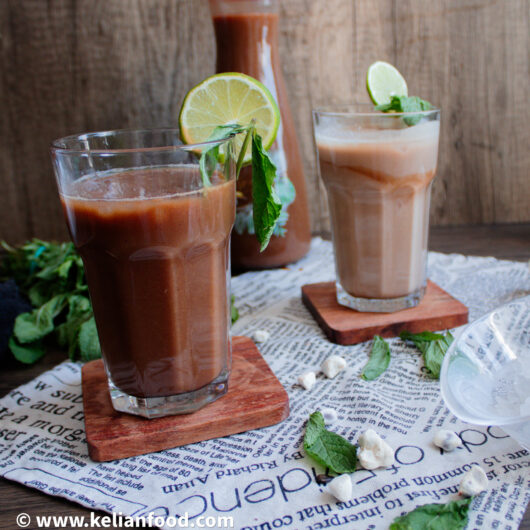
[209,0,311,269]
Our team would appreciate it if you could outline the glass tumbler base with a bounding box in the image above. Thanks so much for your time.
[336,282,426,313]
[107,370,229,419]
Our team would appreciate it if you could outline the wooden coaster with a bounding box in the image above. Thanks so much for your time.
[82,336,289,462]
[301,280,468,345]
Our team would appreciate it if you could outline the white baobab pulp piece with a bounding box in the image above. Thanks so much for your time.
[433,429,462,452]
[321,355,347,379]
[459,465,488,497]
[327,474,352,502]
[297,371,316,390]
[252,329,271,343]
[357,429,394,470]
[320,407,338,425]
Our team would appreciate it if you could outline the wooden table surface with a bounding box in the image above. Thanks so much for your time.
[1,224,529,530]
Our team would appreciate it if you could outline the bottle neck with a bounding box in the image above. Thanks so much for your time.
[210,2,280,81]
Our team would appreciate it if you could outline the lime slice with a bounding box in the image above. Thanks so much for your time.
[179,73,280,164]
[366,61,408,105]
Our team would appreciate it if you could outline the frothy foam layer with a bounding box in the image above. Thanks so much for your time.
[63,165,212,201]
[315,119,439,146]
[315,119,439,179]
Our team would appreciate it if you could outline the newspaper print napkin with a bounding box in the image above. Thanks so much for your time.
[1,238,529,529]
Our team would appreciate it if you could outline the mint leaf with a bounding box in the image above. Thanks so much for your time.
[304,410,326,447]
[400,331,445,343]
[1,239,87,305]
[28,282,57,308]
[78,317,101,361]
[251,132,282,251]
[303,411,357,474]
[375,95,432,113]
[199,124,244,187]
[375,95,433,126]
[361,335,391,380]
[233,173,294,239]
[56,294,93,359]
[13,294,68,343]
[8,336,46,364]
[390,498,472,530]
[1,239,99,364]
[424,333,454,379]
[400,330,454,379]
[230,295,239,325]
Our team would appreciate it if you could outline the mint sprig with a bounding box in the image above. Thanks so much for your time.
[199,124,282,252]
[303,411,357,474]
[1,240,101,363]
[390,498,472,529]
[375,95,433,126]
[361,335,391,381]
[400,330,454,379]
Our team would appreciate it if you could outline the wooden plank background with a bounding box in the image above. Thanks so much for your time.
[1,0,528,243]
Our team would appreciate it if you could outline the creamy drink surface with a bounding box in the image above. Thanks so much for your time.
[315,119,439,299]
[61,166,235,398]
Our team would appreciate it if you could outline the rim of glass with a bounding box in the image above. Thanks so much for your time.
[209,0,277,11]
[51,127,235,155]
[313,103,440,118]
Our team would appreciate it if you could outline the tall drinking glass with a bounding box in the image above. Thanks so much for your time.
[51,129,236,418]
[313,105,440,312]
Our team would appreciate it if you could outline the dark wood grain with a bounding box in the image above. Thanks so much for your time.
[1,225,529,528]
[0,0,214,244]
[1,0,529,244]
[429,223,530,262]
[83,336,289,462]
[302,280,469,345]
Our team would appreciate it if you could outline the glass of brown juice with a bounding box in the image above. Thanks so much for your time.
[51,129,236,418]
[313,105,440,313]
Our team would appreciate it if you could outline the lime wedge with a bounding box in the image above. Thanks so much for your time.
[366,61,408,105]
[179,73,280,164]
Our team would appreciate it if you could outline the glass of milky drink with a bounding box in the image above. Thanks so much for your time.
[313,105,440,312]
[51,129,236,418]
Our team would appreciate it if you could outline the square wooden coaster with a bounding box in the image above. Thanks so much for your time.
[82,336,289,462]
[301,280,468,345]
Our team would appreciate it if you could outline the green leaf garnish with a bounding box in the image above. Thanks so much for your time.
[251,131,282,251]
[361,335,391,380]
[303,411,357,474]
[400,330,454,379]
[198,123,282,252]
[375,95,433,126]
[390,498,472,530]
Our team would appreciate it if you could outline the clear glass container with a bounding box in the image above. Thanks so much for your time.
[51,129,236,418]
[313,105,440,312]
[210,0,311,269]
[441,296,530,450]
